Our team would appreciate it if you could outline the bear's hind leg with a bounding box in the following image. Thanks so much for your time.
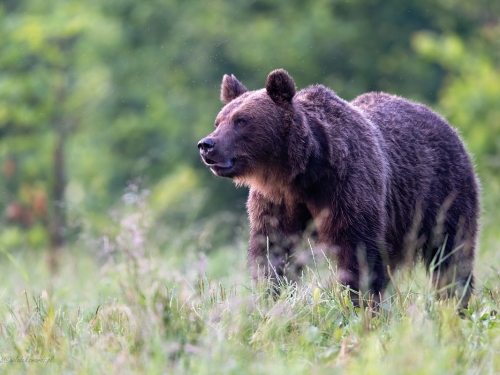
[424,194,478,310]
[427,219,476,308]
[429,237,476,310]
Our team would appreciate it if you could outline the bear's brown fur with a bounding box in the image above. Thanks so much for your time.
[198,69,480,307]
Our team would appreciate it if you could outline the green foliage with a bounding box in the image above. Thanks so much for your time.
[3,0,499,242]
[413,23,500,172]
[0,0,115,245]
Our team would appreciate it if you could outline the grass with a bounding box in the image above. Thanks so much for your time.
[1,196,500,374]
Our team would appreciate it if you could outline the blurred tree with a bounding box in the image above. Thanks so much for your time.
[413,22,500,172]
[0,1,115,268]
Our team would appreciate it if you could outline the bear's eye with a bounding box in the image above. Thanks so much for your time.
[235,118,247,126]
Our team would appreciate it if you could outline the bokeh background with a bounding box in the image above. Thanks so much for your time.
[0,0,499,276]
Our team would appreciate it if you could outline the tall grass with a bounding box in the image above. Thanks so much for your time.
[0,191,499,374]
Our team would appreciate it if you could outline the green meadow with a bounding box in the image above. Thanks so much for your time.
[1,0,500,373]
[1,180,500,374]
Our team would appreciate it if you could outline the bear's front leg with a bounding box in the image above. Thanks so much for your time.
[246,190,312,287]
[315,209,389,306]
[335,233,389,306]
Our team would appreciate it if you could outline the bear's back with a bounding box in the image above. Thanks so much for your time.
[351,92,472,180]
[352,92,479,257]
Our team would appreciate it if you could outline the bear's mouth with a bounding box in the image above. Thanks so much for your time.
[203,157,234,171]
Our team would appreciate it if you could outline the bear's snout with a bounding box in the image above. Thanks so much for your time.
[197,138,215,154]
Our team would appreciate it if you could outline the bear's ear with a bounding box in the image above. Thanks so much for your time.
[266,69,296,104]
[221,74,248,104]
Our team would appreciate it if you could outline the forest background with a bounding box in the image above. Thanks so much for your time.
[1,0,499,259]
[0,0,500,373]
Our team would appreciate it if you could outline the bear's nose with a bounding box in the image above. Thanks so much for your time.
[198,138,215,153]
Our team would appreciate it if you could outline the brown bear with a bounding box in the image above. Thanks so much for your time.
[198,69,479,307]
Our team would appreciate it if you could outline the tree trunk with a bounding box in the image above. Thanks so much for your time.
[48,131,66,273]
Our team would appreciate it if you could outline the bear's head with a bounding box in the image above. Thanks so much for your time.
[198,69,303,185]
